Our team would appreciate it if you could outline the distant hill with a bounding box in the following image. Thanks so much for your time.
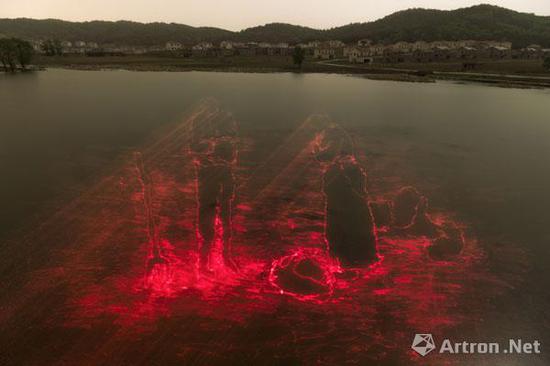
[330,5,550,47]
[237,23,323,43]
[0,18,232,45]
[1,5,549,48]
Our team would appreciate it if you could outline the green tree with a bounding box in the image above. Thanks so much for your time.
[293,46,305,68]
[0,39,9,70]
[544,57,550,71]
[53,39,63,56]
[41,39,63,56]
[0,38,17,71]
[41,39,54,56]
[14,39,34,69]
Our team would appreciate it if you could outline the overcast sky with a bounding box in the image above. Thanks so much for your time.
[2,0,549,31]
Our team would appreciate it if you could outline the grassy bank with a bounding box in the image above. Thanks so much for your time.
[34,55,550,88]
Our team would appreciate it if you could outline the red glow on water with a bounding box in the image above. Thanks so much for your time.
[269,247,341,302]
[5,101,523,365]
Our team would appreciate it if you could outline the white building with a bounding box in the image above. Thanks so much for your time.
[165,41,183,51]
[326,40,345,48]
[412,41,431,51]
[192,42,213,50]
[367,44,386,57]
[307,41,321,48]
[391,41,413,53]
[220,41,234,49]
[348,47,373,63]
[314,47,337,60]
[31,40,44,53]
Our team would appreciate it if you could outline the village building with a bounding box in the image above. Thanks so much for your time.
[457,46,479,60]
[412,41,431,51]
[165,41,183,51]
[343,46,351,57]
[218,41,238,56]
[488,46,512,59]
[348,47,373,63]
[220,41,234,49]
[314,47,336,60]
[30,40,44,53]
[391,41,413,53]
[296,42,316,56]
[234,45,257,57]
[349,39,518,64]
[267,45,292,56]
[306,41,321,49]
[366,44,385,57]
[314,40,345,60]
[60,40,72,53]
[191,42,215,56]
[326,40,345,48]
[515,45,544,59]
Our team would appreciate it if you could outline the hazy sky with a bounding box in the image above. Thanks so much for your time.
[2,0,549,30]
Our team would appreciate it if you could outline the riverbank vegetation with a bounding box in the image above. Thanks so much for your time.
[0,38,34,72]
[32,54,550,89]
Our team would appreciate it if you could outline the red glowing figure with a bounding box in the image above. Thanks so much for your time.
[190,112,239,271]
[390,186,465,260]
[134,152,168,273]
[314,125,378,267]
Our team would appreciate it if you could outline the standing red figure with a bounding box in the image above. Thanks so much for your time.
[314,125,378,267]
[190,112,239,271]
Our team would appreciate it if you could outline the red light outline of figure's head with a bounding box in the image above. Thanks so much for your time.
[313,124,355,165]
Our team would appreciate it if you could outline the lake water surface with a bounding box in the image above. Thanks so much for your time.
[1,69,549,365]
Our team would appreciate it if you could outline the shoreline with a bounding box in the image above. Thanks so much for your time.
[20,56,550,89]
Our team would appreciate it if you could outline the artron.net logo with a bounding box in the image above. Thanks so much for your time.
[411,334,542,357]
[411,334,437,356]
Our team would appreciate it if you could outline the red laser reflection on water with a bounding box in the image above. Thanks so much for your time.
[269,247,340,302]
[135,102,251,301]
[190,111,239,273]
[7,102,524,365]
[268,123,384,302]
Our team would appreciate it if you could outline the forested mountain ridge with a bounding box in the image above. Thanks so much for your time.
[1,5,549,47]
[330,5,550,47]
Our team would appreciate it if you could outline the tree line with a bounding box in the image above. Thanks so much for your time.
[40,39,64,56]
[0,38,34,71]
[2,5,550,48]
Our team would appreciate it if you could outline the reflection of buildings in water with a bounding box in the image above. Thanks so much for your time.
[190,114,239,271]
[314,125,379,267]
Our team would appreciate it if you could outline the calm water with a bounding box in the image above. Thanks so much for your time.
[0,69,549,365]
